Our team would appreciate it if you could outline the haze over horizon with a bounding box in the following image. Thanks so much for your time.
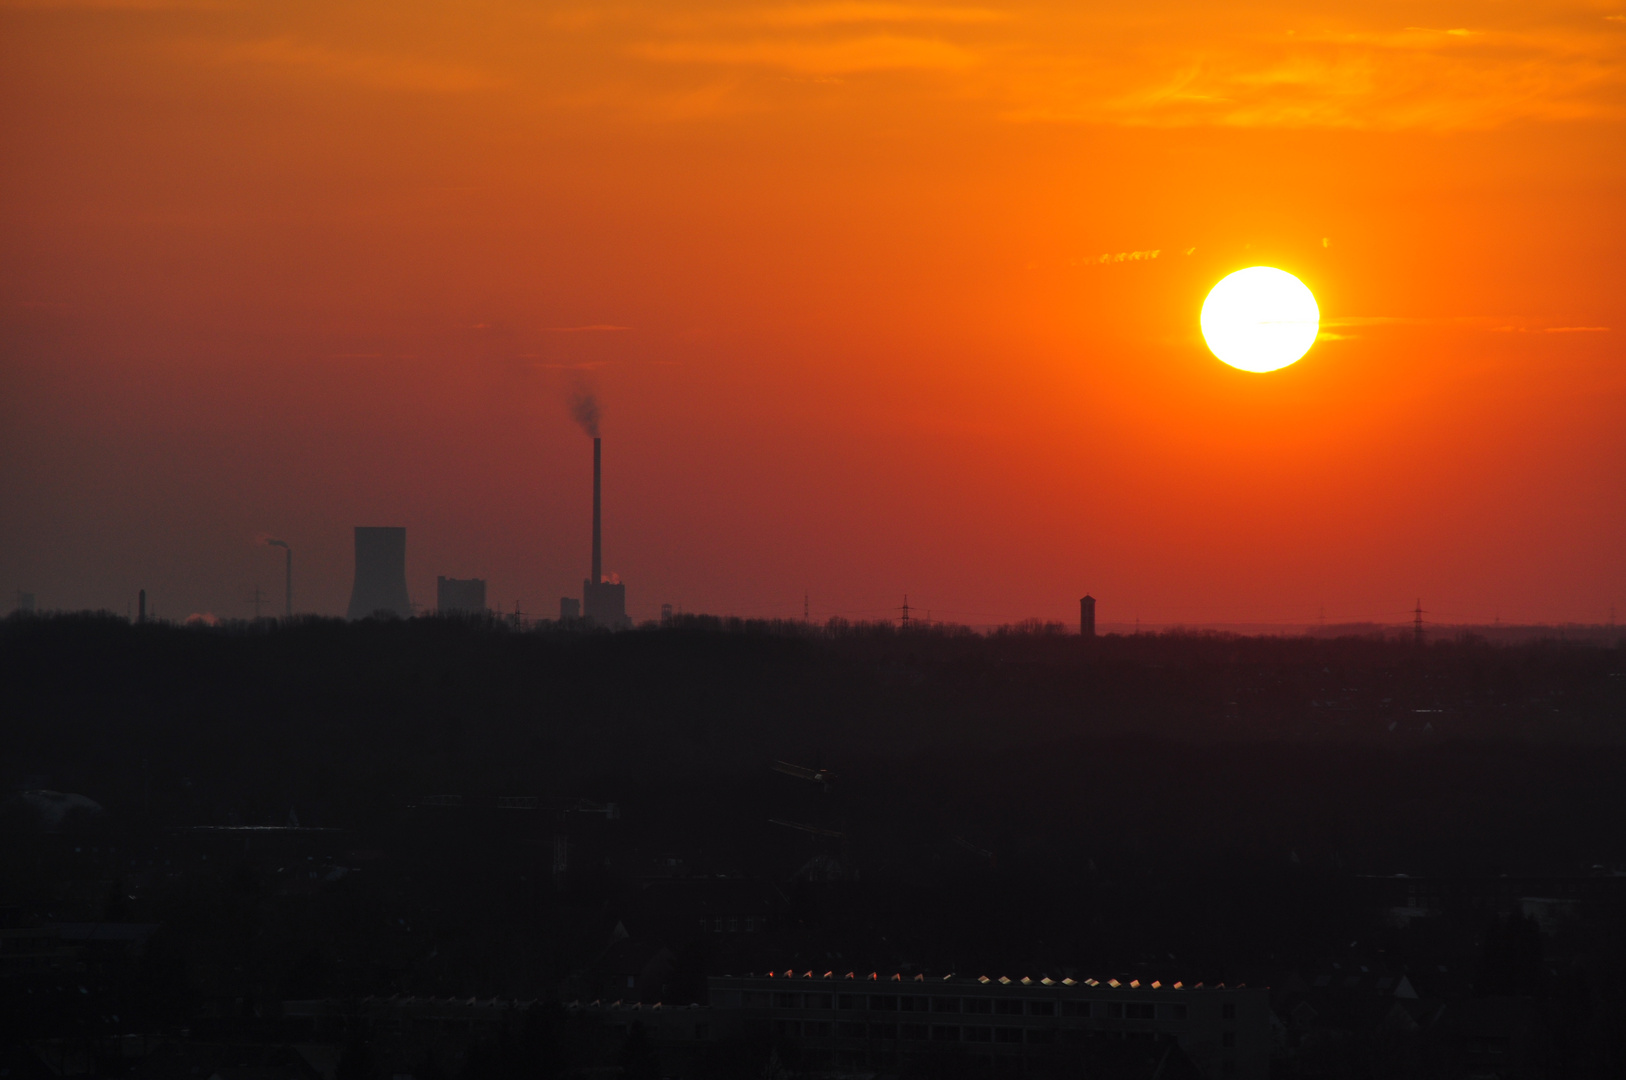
[3,0,1623,626]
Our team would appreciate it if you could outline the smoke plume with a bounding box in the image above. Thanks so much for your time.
[569,389,601,438]
[265,537,289,550]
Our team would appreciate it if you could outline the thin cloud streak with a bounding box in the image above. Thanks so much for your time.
[199,37,504,94]
[745,3,1006,27]
[632,33,979,73]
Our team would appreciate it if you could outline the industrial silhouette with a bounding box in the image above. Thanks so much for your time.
[346,526,412,620]
[1080,594,1096,637]
[579,437,630,628]
[437,576,487,615]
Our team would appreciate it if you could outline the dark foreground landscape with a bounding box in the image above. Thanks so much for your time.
[4,613,1626,1079]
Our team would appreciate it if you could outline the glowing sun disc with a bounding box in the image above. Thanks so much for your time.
[1200,267,1320,373]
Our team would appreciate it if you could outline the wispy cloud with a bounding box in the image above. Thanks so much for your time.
[633,33,977,73]
[43,0,1626,130]
[204,37,502,93]
[1002,17,1626,129]
[1072,249,1160,266]
[746,3,1005,27]
[1,0,226,8]
[1326,317,1612,333]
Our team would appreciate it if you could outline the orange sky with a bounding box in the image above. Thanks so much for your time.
[2,0,1623,626]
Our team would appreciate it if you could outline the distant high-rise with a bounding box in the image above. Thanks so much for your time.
[1080,595,1096,638]
[347,527,412,620]
[437,576,486,615]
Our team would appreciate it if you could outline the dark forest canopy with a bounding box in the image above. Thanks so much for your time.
[4,612,1624,878]
[5,613,1626,1037]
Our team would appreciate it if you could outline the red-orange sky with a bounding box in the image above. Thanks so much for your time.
[2,0,1623,627]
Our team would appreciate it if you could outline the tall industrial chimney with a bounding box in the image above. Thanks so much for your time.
[592,437,602,586]
[347,527,412,620]
[582,437,628,628]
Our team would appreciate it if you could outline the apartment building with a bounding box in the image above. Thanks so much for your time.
[707,969,1269,1078]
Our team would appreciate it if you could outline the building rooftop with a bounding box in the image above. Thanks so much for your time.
[724,970,1251,990]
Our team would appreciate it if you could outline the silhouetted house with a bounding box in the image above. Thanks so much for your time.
[593,938,679,1003]
[1435,996,1539,1077]
[283,997,716,1078]
[614,876,784,946]
[126,1041,319,1080]
[56,922,160,962]
[435,575,486,615]
[0,918,74,975]
[1364,870,1626,934]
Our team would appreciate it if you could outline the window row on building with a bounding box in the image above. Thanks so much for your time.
[772,1021,1100,1043]
[754,992,1187,1020]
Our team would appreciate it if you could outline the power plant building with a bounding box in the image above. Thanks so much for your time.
[347,527,412,620]
[1080,595,1096,638]
[437,576,486,615]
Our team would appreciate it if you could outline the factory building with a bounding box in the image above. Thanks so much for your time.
[346,527,412,620]
[436,576,486,615]
[284,972,1267,1079]
[584,578,627,628]
[709,971,1267,1078]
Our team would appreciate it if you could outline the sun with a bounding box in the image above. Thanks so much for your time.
[1200,267,1320,373]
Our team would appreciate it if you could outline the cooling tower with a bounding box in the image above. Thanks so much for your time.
[347,527,412,620]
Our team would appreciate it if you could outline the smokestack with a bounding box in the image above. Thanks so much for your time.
[592,437,602,586]
[138,589,146,624]
[580,435,628,629]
